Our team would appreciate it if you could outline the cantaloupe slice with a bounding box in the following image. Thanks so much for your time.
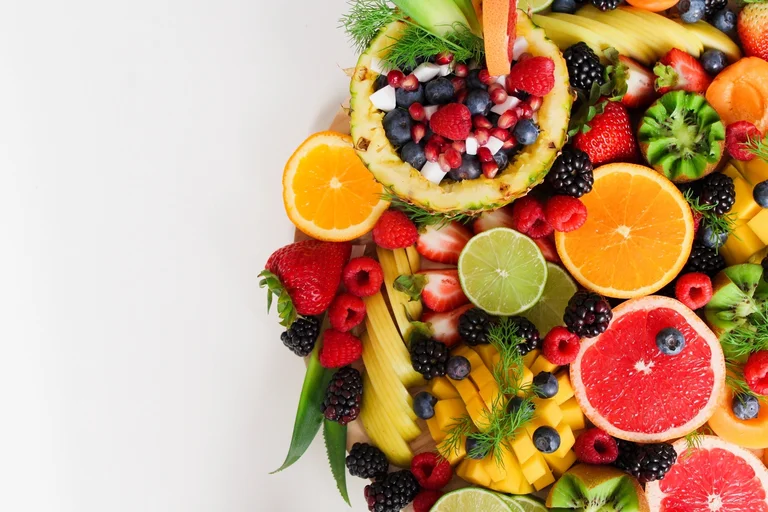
[706,57,768,134]
[483,0,512,76]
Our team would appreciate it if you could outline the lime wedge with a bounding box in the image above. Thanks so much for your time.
[432,488,512,512]
[495,493,525,512]
[510,495,548,512]
[458,227,547,316]
[523,262,578,335]
[518,0,554,13]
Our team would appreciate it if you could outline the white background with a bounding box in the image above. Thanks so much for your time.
[0,1,371,510]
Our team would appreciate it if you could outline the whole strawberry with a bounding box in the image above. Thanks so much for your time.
[739,2,768,61]
[429,103,472,141]
[573,101,638,166]
[260,240,351,326]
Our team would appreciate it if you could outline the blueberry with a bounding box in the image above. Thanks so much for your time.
[446,355,471,380]
[533,426,561,453]
[697,223,728,249]
[401,141,426,170]
[466,437,489,459]
[533,372,559,399]
[552,0,578,13]
[514,119,540,145]
[425,77,455,105]
[754,181,768,208]
[711,8,737,35]
[655,327,686,355]
[465,89,492,116]
[732,394,760,420]
[448,154,482,181]
[383,109,413,147]
[413,391,437,420]
[395,84,425,108]
[374,74,389,91]
[493,150,509,172]
[700,49,728,75]
[466,69,487,90]
[679,0,706,23]
[507,396,535,415]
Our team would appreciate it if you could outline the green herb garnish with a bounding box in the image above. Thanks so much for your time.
[746,134,768,164]
[339,0,399,53]
[683,188,737,245]
[383,188,477,227]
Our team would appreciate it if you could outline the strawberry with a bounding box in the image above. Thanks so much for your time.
[429,103,472,141]
[654,48,712,95]
[394,269,469,313]
[612,55,656,109]
[422,303,474,347]
[373,210,418,249]
[506,56,555,97]
[472,205,515,234]
[739,2,768,61]
[416,221,473,265]
[534,235,561,264]
[261,241,351,326]
[573,101,638,166]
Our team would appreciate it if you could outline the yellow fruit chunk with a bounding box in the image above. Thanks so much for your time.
[523,350,541,368]
[453,345,485,371]
[377,247,420,339]
[481,454,506,483]
[722,221,764,265]
[518,366,534,396]
[543,449,578,477]
[466,396,491,431]
[434,398,469,433]
[510,432,537,464]
[470,363,496,391]
[521,451,549,484]
[551,424,576,459]
[722,165,761,220]
[526,399,564,433]
[478,380,503,411]
[360,374,414,466]
[734,158,768,186]
[682,21,742,62]
[560,398,587,431]
[530,355,559,375]
[426,417,447,443]
[532,466,556,491]
[392,248,423,322]
[553,371,575,405]
[429,377,460,400]
[451,376,481,404]
[489,445,535,495]
[748,210,768,245]
[457,458,492,488]
[437,436,467,466]
[474,344,498,369]
[404,245,421,274]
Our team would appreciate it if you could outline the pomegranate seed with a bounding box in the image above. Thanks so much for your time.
[444,148,462,169]
[474,127,490,146]
[477,146,494,163]
[429,134,447,145]
[409,103,426,121]
[489,85,508,105]
[516,103,534,119]
[436,52,454,65]
[451,140,466,153]
[387,70,405,88]
[482,161,500,178]
[411,123,426,144]
[473,114,493,130]
[517,52,533,62]
[438,154,452,173]
[478,69,494,85]
[502,136,518,150]
[491,127,510,141]
[528,96,543,112]
[425,141,440,162]
[498,109,519,129]
[402,74,419,92]
[456,89,468,103]
[454,63,469,77]
[451,77,466,92]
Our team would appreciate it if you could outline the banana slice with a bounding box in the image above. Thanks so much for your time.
[682,20,742,62]
[621,6,703,56]
[577,5,673,60]
[532,14,611,56]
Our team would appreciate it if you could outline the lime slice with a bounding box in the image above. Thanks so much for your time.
[523,262,578,335]
[458,227,547,316]
[518,0,554,13]
[511,495,548,512]
[432,488,512,512]
[495,493,525,512]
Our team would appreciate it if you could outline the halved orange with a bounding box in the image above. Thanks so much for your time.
[555,163,694,298]
[283,131,389,241]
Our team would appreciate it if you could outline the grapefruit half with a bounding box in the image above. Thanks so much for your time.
[646,436,768,511]
[570,296,725,442]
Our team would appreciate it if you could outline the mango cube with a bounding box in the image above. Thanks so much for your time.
[473,344,498,369]
[452,345,484,371]
[551,424,576,459]
[426,417,447,443]
[543,449,578,477]
[522,349,540,368]
[521,451,548,484]
[530,398,564,428]
[532,466,555,491]
[434,398,467,432]
[517,366,534,397]
[465,396,490,431]
[428,377,460,400]
[457,459,492,488]
[481,453,506,482]
[530,355,559,375]
[510,432,537,464]
[437,436,466,466]
[560,398,586,430]
[748,209,768,244]
[469,364,496,391]
[722,221,764,265]
[723,164,761,220]
[489,445,533,495]
[734,157,768,185]
[451,377,480,403]
[552,371,574,405]
[478,380,502,411]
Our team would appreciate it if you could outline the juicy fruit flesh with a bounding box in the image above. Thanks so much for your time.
[580,307,715,435]
[706,57,768,135]
[708,388,768,449]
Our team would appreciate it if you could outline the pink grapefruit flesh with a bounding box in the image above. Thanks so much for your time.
[570,296,725,442]
[646,436,768,511]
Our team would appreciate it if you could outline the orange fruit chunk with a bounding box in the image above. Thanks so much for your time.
[482,0,511,76]
[555,163,694,298]
[708,388,768,449]
[706,57,768,135]
[283,131,389,241]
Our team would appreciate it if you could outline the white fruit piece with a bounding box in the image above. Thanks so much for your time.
[424,105,439,120]
[421,161,448,184]
[413,62,441,82]
[491,95,521,115]
[486,137,504,155]
[370,85,396,112]
[512,36,529,61]
[466,136,479,155]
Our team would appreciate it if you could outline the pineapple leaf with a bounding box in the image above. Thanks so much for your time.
[323,419,351,506]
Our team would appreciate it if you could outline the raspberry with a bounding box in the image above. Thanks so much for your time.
[410,452,452,490]
[328,293,366,332]
[319,329,363,368]
[342,257,384,298]
[675,272,713,310]
[506,57,555,97]
[574,428,619,465]
[545,195,588,232]
[429,103,472,141]
[373,210,418,250]
[692,210,703,232]
[726,121,761,161]
[413,490,443,512]
[744,350,768,395]
[542,326,581,365]
[511,196,553,239]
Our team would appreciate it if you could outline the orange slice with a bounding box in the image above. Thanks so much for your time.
[555,163,694,298]
[283,131,389,241]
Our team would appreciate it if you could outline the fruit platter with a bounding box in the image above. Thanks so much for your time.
[263,0,768,509]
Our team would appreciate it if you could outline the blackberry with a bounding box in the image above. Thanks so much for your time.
[704,0,727,18]
[685,240,726,276]
[458,308,492,346]
[508,316,541,355]
[410,338,449,380]
[699,172,735,216]
[364,469,420,512]
[322,366,363,425]
[564,291,613,338]
[346,443,389,480]
[614,440,677,483]
[563,43,606,91]
[591,0,621,9]
[280,316,320,357]
[546,147,594,198]
[762,256,768,278]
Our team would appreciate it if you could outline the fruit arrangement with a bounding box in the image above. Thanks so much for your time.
[265,0,768,510]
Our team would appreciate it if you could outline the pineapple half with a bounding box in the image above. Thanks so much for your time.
[349,11,572,214]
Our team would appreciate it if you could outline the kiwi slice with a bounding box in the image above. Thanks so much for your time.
[546,464,649,512]
[638,91,725,183]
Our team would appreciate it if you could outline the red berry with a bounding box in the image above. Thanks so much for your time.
[545,195,588,233]
[425,141,440,162]
[692,210,703,232]
[498,109,519,130]
[456,88,468,103]
[444,148,462,169]
[744,350,768,395]
[411,122,427,144]
[410,452,452,490]
[478,68,493,85]
[528,95,543,112]
[506,56,555,96]
[502,136,518,150]
[436,51,454,65]
[474,127,490,146]
[430,103,472,141]
[726,121,762,161]
[409,102,426,121]
[402,74,419,92]
[491,127,510,142]
[387,69,405,88]
[429,134,448,148]
[372,210,419,250]
[477,146,494,163]
[342,257,384,297]
[473,114,493,130]
[482,161,500,178]
[512,196,553,239]
[675,272,713,310]
[328,293,366,332]
[542,326,581,365]
[438,153,452,173]
[516,102,534,119]
[413,490,443,512]
[451,140,466,154]
[451,76,466,92]
[319,329,363,368]
[454,63,469,77]
[489,84,508,105]
[573,428,619,465]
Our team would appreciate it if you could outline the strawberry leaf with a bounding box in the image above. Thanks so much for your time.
[653,63,678,91]
[604,48,629,102]
[393,274,428,301]
[323,419,351,506]
[567,81,609,137]
[259,270,297,327]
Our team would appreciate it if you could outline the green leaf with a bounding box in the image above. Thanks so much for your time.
[271,337,333,473]
[323,419,351,506]
[259,269,297,327]
[393,274,427,301]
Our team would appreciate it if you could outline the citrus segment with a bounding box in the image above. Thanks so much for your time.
[556,163,694,299]
[283,131,389,241]
[571,296,725,442]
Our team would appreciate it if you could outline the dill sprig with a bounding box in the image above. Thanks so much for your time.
[339,0,399,54]
[384,23,485,70]
[467,394,536,467]
[683,189,737,243]
[438,414,475,461]
[487,318,527,397]
[720,304,768,360]
[747,134,768,164]
[383,189,477,227]
[681,426,712,459]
